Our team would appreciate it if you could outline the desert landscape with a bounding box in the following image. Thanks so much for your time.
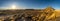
[55,10,60,21]
[0,7,57,21]
[0,0,60,21]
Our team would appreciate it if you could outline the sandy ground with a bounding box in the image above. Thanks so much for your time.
[55,10,60,21]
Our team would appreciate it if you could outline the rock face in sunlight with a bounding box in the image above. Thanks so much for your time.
[0,6,56,21]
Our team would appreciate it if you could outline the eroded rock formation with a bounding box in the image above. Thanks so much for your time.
[0,6,56,21]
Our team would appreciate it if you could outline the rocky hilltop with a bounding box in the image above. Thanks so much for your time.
[0,6,56,21]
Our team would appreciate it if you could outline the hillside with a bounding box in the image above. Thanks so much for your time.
[55,10,60,17]
[0,7,56,21]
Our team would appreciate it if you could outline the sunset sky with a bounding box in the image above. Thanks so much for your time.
[0,0,60,10]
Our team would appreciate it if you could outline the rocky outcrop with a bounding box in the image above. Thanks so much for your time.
[0,6,56,21]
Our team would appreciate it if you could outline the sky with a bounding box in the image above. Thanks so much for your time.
[0,0,60,10]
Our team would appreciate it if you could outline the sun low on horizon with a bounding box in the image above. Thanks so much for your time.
[0,0,60,10]
[6,2,19,10]
[11,4,17,9]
